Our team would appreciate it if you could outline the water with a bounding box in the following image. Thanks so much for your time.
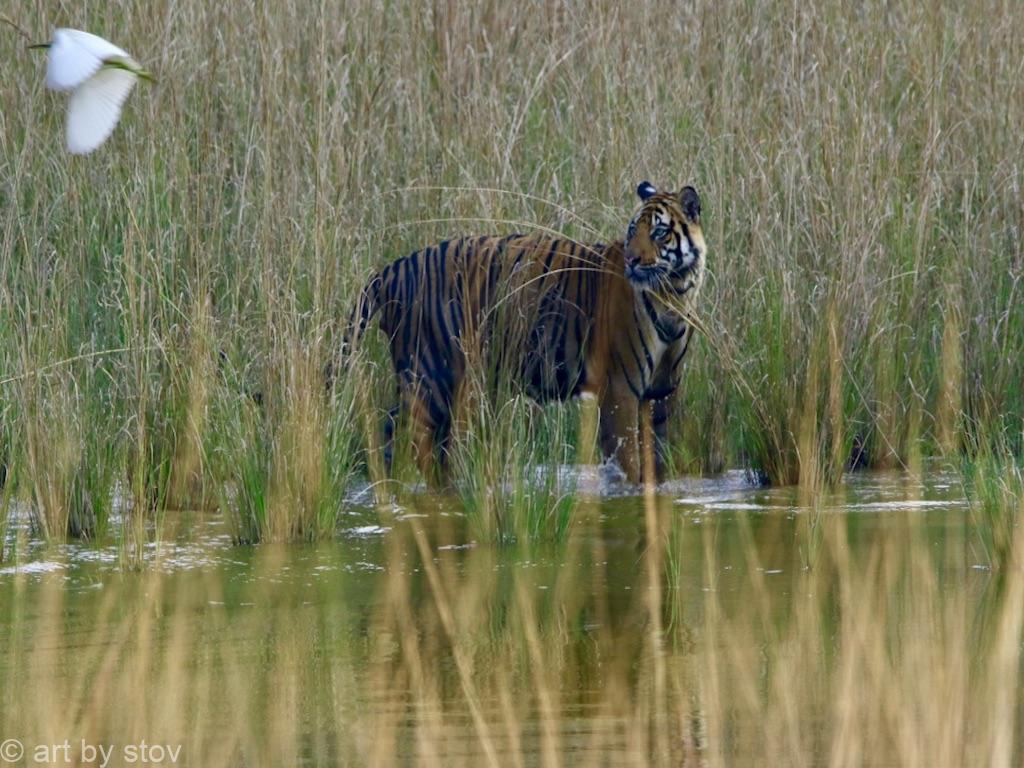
[0,468,1014,766]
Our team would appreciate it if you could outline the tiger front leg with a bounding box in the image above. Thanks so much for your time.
[643,332,688,483]
[642,392,676,483]
[599,385,641,484]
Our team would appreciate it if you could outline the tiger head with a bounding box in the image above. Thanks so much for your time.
[623,181,705,292]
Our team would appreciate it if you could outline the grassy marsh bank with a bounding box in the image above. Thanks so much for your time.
[0,0,1022,543]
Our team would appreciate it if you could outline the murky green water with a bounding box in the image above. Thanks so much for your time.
[0,469,1014,766]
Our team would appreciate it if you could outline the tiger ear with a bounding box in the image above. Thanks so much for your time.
[636,181,657,200]
[679,186,701,222]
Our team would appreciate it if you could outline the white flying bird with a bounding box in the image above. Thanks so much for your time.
[31,28,153,155]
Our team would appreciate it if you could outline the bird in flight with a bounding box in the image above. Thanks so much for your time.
[30,28,154,155]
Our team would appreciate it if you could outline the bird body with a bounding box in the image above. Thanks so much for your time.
[31,28,152,155]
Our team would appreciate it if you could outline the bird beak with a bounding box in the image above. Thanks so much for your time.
[27,41,51,50]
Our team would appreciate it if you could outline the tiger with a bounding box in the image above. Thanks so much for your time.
[340,181,706,484]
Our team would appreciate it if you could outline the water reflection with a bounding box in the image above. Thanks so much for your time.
[0,469,1018,766]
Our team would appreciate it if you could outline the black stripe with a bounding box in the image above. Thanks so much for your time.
[484,237,508,308]
[423,388,449,428]
[551,312,570,396]
[670,332,691,374]
[434,241,451,341]
[641,292,671,343]
[419,247,443,377]
[425,248,455,388]
[624,335,649,395]
[401,253,418,351]
[631,304,655,374]
[641,291,659,324]
[542,239,561,275]
[443,241,462,338]
[510,239,527,274]
[391,262,407,352]
[572,312,583,370]
[612,350,643,399]
[379,261,397,331]
[669,277,695,296]
[452,269,465,334]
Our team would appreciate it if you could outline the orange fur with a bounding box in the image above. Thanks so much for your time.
[343,183,706,484]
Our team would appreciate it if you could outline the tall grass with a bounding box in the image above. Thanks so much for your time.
[209,345,364,543]
[964,450,1024,570]
[450,393,579,543]
[0,408,10,562]
[0,0,1022,539]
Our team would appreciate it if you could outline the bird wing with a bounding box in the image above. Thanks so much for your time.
[65,67,138,155]
[46,28,137,91]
